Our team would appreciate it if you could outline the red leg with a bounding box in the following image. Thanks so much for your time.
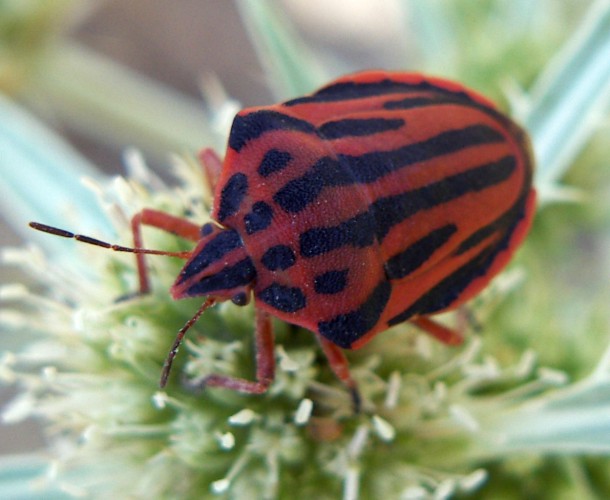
[457,306,482,333]
[410,316,464,345]
[317,337,361,411]
[191,307,276,394]
[199,148,223,191]
[131,208,201,293]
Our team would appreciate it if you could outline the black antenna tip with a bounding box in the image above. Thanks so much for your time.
[29,222,74,238]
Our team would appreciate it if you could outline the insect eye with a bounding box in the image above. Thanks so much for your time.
[231,292,250,306]
[200,223,215,236]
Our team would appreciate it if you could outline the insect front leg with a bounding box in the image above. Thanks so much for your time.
[131,209,201,293]
[188,307,276,394]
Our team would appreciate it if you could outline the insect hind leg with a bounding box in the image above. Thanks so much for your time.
[317,337,362,412]
[410,316,464,345]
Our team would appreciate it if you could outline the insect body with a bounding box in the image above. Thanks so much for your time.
[31,71,536,404]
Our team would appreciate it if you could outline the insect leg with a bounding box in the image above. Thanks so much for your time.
[410,316,464,345]
[189,307,276,394]
[131,209,201,293]
[317,337,361,412]
[199,148,223,191]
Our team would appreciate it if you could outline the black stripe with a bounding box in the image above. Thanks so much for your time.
[454,190,528,255]
[298,156,516,258]
[300,211,376,258]
[177,229,243,285]
[217,173,248,222]
[284,79,477,107]
[387,196,528,325]
[341,125,505,183]
[274,125,505,214]
[383,96,462,110]
[258,149,292,177]
[388,160,531,326]
[373,155,517,240]
[229,111,316,152]
[387,248,493,325]
[259,283,306,313]
[385,224,458,280]
[318,118,405,140]
[318,281,391,348]
[183,258,256,296]
[273,157,350,213]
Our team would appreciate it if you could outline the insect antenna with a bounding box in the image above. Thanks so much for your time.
[29,222,191,258]
[160,297,216,387]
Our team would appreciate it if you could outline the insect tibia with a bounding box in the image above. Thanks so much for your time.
[29,221,190,258]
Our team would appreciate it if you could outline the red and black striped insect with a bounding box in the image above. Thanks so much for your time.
[31,71,536,406]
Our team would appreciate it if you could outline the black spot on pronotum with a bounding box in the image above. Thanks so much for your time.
[217,173,248,222]
[259,283,306,313]
[258,149,293,177]
[318,281,391,348]
[261,245,296,271]
[314,269,349,294]
[244,201,273,235]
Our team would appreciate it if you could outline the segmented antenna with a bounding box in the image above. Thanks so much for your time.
[29,222,190,258]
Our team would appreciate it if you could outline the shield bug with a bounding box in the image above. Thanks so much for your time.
[30,71,536,406]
